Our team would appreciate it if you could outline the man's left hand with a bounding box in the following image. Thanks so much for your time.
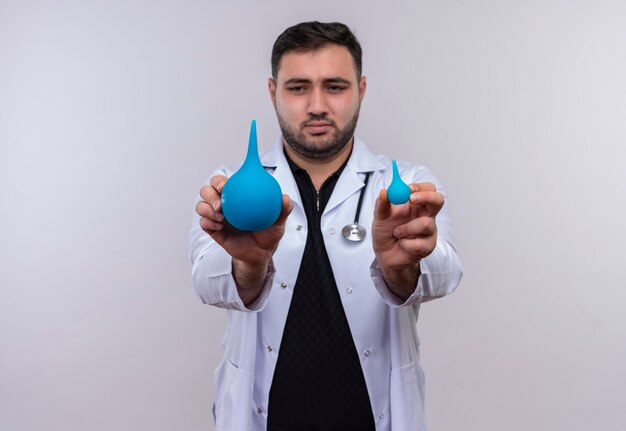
[371,182,444,300]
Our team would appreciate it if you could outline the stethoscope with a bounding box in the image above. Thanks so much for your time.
[342,171,372,242]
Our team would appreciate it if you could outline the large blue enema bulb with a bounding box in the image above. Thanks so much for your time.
[387,160,411,205]
[221,120,283,231]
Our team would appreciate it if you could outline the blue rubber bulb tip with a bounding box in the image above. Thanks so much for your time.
[387,160,411,205]
[221,120,283,231]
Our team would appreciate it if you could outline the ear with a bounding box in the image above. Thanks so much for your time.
[358,76,367,102]
[268,78,277,106]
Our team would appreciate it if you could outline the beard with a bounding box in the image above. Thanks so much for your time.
[277,108,360,160]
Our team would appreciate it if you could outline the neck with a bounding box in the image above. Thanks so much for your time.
[283,138,354,190]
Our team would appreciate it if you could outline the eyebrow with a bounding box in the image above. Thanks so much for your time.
[283,77,352,86]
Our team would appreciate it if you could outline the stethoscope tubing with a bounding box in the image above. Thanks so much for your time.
[342,171,372,242]
[353,171,371,226]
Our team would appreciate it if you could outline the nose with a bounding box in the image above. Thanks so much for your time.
[307,87,328,116]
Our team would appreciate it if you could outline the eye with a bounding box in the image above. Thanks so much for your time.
[287,86,307,94]
[327,85,347,93]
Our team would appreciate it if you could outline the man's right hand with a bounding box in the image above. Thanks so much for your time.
[195,175,293,304]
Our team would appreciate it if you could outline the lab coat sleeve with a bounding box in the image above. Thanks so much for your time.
[370,238,463,307]
[188,171,274,312]
[369,162,464,307]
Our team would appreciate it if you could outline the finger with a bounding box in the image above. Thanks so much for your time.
[209,175,228,193]
[408,182,436,193]
[374,189,392,220]
[199,184,215,201]
[200,176,228,213]
[199,185,222,213]
[199,215,224,232]
[201,217,229,248]
[398,236,437,259]
[274,194,294,227]
[393,217,437,239]
[195,200,224,222]
[409,191,444,217]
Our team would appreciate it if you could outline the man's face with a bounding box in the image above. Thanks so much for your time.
[269,44,367,160]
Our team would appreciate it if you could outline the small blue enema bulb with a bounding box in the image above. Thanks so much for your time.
[387,160,411,205]
[221,120,283,231]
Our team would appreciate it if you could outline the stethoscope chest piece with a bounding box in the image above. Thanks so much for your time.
[342,223,366,242]
[341,171,372,243]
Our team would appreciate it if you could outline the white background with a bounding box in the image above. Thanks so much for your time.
[1,1,625,430]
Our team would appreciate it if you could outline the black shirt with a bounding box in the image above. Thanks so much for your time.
[267,153,375,431]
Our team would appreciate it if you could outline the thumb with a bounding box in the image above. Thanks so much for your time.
[374,189,392,221]
[274,194,293,227]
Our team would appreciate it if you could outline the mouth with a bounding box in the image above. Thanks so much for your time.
[303,121,333,135]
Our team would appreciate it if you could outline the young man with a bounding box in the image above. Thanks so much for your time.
[190,21,463,431]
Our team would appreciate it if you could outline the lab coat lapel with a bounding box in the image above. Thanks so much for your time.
[324,167,364,215]
[324,138,386,215]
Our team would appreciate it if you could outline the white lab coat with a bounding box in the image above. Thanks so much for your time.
[189,138,463,431]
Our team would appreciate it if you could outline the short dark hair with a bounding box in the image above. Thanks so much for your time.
[271,21,363,80]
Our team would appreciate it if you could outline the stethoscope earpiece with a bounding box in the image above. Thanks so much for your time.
[341,172,372,242]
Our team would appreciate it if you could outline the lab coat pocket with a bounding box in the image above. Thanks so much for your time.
[390,362,426,430]
[214,359,255,431]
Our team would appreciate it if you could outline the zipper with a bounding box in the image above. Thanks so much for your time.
[316,191,320,212]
